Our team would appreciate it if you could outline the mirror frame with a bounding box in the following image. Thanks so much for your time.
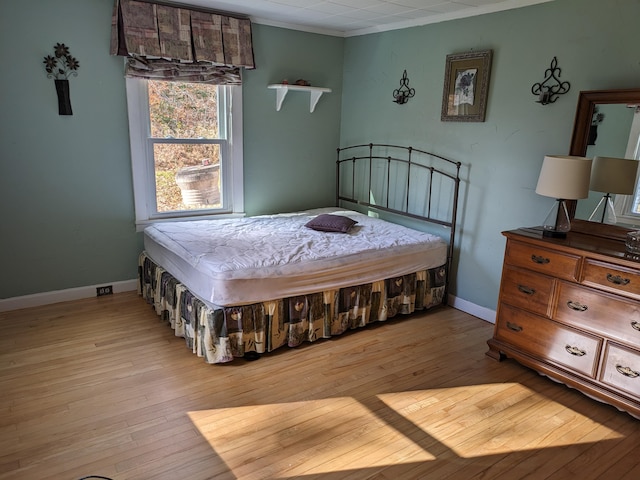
[569,88,640,156]
[567,88,640,221]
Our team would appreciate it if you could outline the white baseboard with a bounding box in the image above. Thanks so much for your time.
[448,294,496,324]
[0,279,139,312]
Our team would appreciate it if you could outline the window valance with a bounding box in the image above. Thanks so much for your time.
[110,0,255,84]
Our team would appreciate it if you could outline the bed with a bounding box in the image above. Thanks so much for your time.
[138,143,461,364]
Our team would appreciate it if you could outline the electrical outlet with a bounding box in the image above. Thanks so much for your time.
[96,285,113,297]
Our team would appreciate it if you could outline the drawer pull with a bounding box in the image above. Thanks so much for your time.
[606,273,630,286]
[632,321,640,331]
[565,345,586,357]
[506,321,523,332]
[517,285,536,295]
[615,365,639,379]
[531,254,550,265]
[567,301,588,312]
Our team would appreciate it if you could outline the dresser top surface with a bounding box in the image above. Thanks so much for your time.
[503,224,640,268]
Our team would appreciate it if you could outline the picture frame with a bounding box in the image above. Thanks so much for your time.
[441,49,493,122]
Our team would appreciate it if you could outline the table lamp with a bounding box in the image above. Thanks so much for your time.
[535,155,592,238]
[588,156,639,224]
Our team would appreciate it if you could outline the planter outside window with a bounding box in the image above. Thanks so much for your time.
[175,164,220,206]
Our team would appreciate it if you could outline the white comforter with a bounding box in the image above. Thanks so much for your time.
[143,208,447,306]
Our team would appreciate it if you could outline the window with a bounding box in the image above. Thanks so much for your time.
[126,78,243,228]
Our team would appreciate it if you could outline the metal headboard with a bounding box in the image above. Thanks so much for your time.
[336,143,461,301]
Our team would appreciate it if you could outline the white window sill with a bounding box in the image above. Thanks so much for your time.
[135,212,246,232]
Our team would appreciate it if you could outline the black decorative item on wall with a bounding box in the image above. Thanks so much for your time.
[43,43,80,115]
[393,70,415,104]
[588,106,605,145]
[531,56,570,105]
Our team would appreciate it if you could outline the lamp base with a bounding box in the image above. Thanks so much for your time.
[588,194,617,224]
[542,230,567,239]
[541,199,571,239]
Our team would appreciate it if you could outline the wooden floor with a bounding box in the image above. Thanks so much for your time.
[1,292,639,480]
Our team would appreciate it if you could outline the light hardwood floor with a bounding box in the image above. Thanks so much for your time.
[1,292,638,480]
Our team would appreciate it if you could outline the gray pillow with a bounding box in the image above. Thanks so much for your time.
[305,213,357,233]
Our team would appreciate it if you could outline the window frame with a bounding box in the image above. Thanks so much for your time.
[125,78,244,230]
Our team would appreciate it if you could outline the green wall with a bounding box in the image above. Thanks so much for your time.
[2,0,640,317]
[0,0,343,299]
[340,0,640,312]
[0,0,137,299]
[243,26,343,215]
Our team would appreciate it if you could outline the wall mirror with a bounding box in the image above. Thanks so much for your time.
[568,88,640,225]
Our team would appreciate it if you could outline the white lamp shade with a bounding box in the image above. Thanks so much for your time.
[589,156,639,194]
[535,155,592,200]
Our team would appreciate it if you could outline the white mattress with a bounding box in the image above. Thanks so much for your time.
[143,208,447,306]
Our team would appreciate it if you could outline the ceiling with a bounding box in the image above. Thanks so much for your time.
[179,0,554,37]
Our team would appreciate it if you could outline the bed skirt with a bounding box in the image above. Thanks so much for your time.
[138,252,446,364]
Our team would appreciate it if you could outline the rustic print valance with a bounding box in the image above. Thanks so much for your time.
[110,0,255,83]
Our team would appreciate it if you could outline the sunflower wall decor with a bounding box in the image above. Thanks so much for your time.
[43,43,80,115]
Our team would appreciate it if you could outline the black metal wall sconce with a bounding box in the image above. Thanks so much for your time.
[531,56,570,105]
[43,43,80,115]
[393,70,415,104]
[588,106,605,145]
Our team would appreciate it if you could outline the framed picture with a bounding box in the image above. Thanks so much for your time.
[441,49,493,122]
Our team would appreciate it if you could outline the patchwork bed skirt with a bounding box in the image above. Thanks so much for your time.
[138,251,446,364]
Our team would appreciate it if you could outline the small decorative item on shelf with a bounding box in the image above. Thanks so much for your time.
[43,43,80,115]
[393,70,415,104]
[294,79,311,86]
[531,56,570,105]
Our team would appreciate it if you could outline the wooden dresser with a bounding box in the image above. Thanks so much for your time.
[487,220,640,418]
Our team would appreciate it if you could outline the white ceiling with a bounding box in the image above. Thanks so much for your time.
[178,0,554,37]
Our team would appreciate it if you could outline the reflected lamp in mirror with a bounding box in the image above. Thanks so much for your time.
[588,156,639,224]
[535,155,592,238]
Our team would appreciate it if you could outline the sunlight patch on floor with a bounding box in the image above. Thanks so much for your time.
[187,383,623,477]
[188,396,436,477]
[377,383,624,459]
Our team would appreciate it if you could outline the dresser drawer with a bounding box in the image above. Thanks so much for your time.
[582,259,640,300]
[600,343,640,398]
[499,265,553,316]
[495,304,601,378]
[555,282,640,348]
[505,240,580,282]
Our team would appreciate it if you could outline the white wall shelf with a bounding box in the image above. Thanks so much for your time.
[267,84,332,113]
